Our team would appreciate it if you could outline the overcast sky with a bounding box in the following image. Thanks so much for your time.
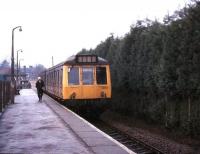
[0,0,189,68]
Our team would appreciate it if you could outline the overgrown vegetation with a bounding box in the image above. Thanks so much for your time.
[79,1,200,138]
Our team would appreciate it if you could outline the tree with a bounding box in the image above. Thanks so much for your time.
[32,64,46,79]
[0,60,10,68]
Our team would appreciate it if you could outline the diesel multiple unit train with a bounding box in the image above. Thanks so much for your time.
[40,54,111,107]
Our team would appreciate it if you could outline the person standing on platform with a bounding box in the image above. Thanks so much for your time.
[35,77,45,102]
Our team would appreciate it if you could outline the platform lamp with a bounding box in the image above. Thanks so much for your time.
[11,26,22,104]
[18,58,24,81]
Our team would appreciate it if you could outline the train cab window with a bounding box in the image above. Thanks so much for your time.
[68,67,79,85]
[96,67,107,84]
[82,67,93,85]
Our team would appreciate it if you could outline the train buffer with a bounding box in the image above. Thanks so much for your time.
[0,89,134,154]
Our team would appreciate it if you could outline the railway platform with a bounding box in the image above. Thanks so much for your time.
[0,89,134,154]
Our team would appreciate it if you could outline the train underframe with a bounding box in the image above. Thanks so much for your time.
[44,90,110,118]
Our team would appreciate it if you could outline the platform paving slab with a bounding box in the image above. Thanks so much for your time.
[0,89,93,154]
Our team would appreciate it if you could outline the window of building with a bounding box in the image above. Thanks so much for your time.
[68,67,79,85]
[82,67,93,85]
[96,67,107,84]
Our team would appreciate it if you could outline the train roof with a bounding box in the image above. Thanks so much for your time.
[64,55,108,65]
[48,54,109,70]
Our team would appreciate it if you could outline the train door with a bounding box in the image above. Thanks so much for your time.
[57,70,60,97]
[67,66,81,99]
[96,66,111,98]
[81,66,96,99]
[57,70,59,96]
[60,68,63,98]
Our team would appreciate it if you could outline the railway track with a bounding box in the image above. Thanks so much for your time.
[89,120,163,154]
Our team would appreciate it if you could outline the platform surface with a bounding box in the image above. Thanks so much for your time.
[0,89,133,154]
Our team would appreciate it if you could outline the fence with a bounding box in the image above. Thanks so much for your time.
[0,80,10,112]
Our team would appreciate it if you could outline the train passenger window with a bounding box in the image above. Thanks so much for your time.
[87,56,92,62]
[68,67,79,85]
[96,67,107,84]
[82,67,93,85]
[83,56,87,62]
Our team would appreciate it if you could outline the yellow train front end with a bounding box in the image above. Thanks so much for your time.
[62,55,111,101]
[62,65,111,100]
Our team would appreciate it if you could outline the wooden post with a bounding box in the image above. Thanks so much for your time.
[2,81,5,110]
[0,81,2,112]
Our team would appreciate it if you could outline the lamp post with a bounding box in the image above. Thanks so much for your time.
[19,59,24,81]
[11,26,22,104]
[16,49,23,85]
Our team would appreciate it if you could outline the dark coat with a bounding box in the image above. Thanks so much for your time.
[36,80,45,91]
